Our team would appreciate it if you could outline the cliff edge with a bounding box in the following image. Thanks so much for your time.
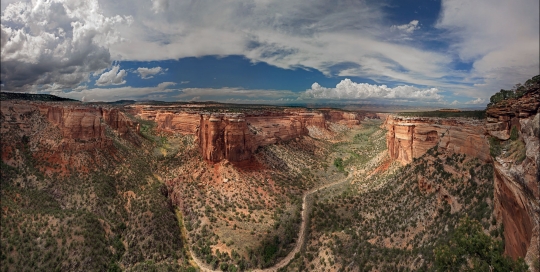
[384,116,490,165]
[486,78,539,266]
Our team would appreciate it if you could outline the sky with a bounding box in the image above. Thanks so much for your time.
[1,0,538,107]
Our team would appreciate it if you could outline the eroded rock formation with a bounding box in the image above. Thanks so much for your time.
[131,106,367,162]
[155,112,201,134]
[1,100,140,172]
[384,116,490,165]
[198,114,252,162]
[486,89,539,264]
[384,87,539,265]
[322,109,361,126]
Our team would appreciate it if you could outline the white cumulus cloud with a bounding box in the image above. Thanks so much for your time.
[151,0,169,13]
[2,0,537,104]
[391,20,420,33]
[136,66,166,79]
[175,87,298,104]
[95,65,127,86]
[0,0,131,92]
[302,79,443,103]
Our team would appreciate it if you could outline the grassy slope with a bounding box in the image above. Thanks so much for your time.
[0,110,191,271]
[284,121,503,272]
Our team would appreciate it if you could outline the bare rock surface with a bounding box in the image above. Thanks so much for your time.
[132,106,369,162]
[384,116,490,164]
[486,88,539,264]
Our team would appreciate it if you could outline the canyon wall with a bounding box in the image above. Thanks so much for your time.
[384,86,539,265]
[154,111,201,134]
[322,110,361,126]
[0,100,141,175]
[36,103,140,147]
[384,116,490,165]
[198,114,252,162]
[486,89,539,264]
[1,101,140,169]
[131,106,366,162]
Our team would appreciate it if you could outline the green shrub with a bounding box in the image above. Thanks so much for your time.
[434,217,528,272]
[487,75,540,107]
[333,158,345,172]
[489,137,502,158]
[510,126,519,141]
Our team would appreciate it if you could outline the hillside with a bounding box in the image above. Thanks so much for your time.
[0,92,77,102]
[0,101,189,271]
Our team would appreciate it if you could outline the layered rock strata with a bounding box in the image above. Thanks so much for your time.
[384,116,490,164]
[384,87,539,265]
[486,89,539,264]
[322,110,362,126]
[131,106,365,162]
[1,100,140,153]
[198,114,252,162]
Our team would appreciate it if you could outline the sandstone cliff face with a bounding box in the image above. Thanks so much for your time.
[323,110,362,126]
[1,100,140,172]
[36,104,140,147]
[384,116,490,165]
[383,88,539,265]
[155,111,200,134]
[198,114,252,162]
[486,89,539,264]
[200,111,329,162]
[132,106,369,162]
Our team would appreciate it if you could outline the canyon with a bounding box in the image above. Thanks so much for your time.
[129,105,371,162]
[1,100,140,173]
[1,84,538,271]
[1,100,140,148]
[384,86,539,267]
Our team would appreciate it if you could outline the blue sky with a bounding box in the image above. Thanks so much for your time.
[1,0,538,107]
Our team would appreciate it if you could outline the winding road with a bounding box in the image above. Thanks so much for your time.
[185,151,386,272]
[184,175,353,272]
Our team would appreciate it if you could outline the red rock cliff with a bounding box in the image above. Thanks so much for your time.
[322,110,362,126]
[154,111,200,134]
[384,116,490,165]
[131,106,370,162]
[2,101,138,150]
[198,114,252,162]
[384,86,539,265]
[486,88,539,264]
[199,111,327,162]
[1,100,141,173]
[35,104,140,147]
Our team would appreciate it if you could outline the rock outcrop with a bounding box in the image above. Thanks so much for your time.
[384,116,490,165]
[35,103,140,148]
[322,110,362,127]
[1,100,140,172]
[196,110,329,162]
[384,85,539,265]
[131,106,369,162]
[486,88,539,264]
[154,111,201,134]
[198,114,252,162]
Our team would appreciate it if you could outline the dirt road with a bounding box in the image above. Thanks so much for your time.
[185,174,352,272]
